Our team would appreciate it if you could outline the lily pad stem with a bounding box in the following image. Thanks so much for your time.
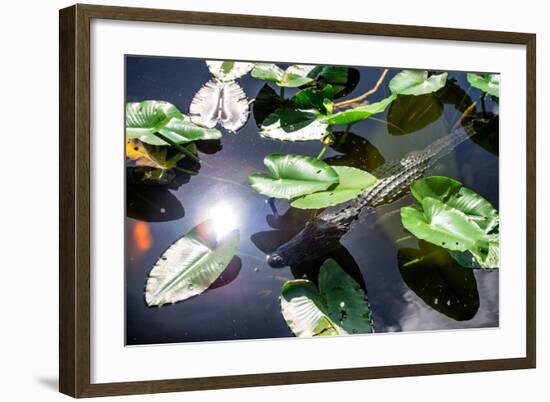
[152,132,200,163]
[316,146,328,159]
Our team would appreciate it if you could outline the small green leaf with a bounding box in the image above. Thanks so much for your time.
[251,64,315,87]
[248,154,339,199]
[389,70,448,96]
[260,106,328,141]
[126,100,221,145]
[322,94,396,125]
[467,73,500,97]
[308,66,360,98]
[145,220,240,306]
[206,60,254,81]
[280,259,374,337]
[291,166,377,209]
[291,85,335,113]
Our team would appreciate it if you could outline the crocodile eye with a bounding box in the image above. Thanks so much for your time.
[267,253,286,268]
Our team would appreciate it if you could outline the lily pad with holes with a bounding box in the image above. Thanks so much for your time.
[280,259,374,337]
[248,154,339,199]
[291,166,377,209]
[389,70,448,96]
[126,100,221,145]
[145,220,240,306]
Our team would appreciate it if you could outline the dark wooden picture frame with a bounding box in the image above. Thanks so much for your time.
[59,3,536,398]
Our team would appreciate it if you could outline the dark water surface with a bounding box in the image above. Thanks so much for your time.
[125,56,499,345]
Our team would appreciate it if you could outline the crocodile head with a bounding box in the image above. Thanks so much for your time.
[266,218,349,267]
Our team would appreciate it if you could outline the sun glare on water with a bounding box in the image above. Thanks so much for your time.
[208,203,239,240]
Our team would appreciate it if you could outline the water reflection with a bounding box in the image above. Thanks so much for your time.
[397,241,480,321]
[207,202,240,240]
[126,183,185,222]
[387,94,443,135]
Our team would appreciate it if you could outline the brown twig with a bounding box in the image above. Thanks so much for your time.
[333,68,389,109]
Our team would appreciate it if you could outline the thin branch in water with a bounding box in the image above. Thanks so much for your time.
[333,68,389,109]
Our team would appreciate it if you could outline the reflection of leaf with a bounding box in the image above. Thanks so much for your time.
[252,84,280,127]
[308,66,360,98]
[189,80,249,132]
[322,95,396,125]
[389,70,448,96]
[464,113,499,156]
[248,154,338,199]
[325,132,385,171]
[436,78,473,113]
[280,259,374,337]
[145,220,240,306]
[467,73,499,97]
[291,166,377,209]
[205,60,253,81]
[398,241,480,321]
[386,94,443,135]
[251,64,315,87]
[126,182,185,222]
[126,100,221,145]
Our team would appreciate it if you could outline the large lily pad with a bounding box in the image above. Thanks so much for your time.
[248,154,339,199]
[467,73,500,98]
[389,70,448,96]
[251,63,315,87]
[126,100,221,145]
[189,80,249,132]
[280,259,374,337]
[205,60,254,81]
[145,220,240,306]
[401,197,490,256]
[321,94,396,125]
[291,166,377,209]
[410,176,499,233]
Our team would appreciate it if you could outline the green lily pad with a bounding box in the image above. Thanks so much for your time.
[291,85,335,114]
[467,73,500,98]
[126,100,221,145]
[400,197,490,257]
[307,66,360,98]
[410,176,499,233]
[251,63,315,87]
[291,166,377,209]
[248,154,339,199]
[389,70,448,96]
[321,94,396,125]
[145,220,240,306]
[280,259,374,337]
[260,105,328,141]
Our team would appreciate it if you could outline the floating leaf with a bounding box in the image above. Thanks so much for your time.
[400,197,490,257]
[321,94,396,125]
[389,70,448,96]
[126,100,221,145]
[291,85,335,114]
[251,63,315,87]
[145,220,240,306]
[291,166,377,209]
[467,73,500,97]
[398,241,480,321]
[248,154,339,199]
[205,60,254,81]
[386,94,443,135]
[410,176,499,233]
[260,106,328,141]
[126,139,183,169]
[189,80,250,132]
[280,259,374,337]
[449,234,499,269]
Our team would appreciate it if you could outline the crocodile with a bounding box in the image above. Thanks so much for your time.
[266,125,475,267]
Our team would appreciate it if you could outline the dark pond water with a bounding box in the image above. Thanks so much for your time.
[125,56,499,345]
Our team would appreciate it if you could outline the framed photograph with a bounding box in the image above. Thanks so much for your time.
[59,4,536,398]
